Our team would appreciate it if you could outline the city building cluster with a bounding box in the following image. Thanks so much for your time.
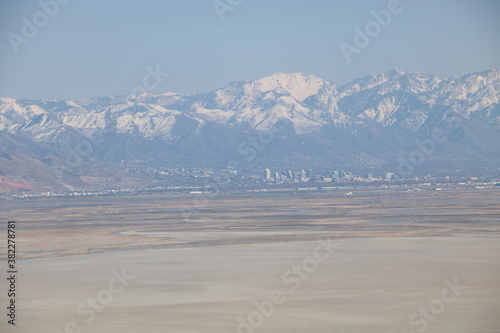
[263,168,395,183]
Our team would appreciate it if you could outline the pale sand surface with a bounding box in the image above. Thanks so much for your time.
[1,188,499,332]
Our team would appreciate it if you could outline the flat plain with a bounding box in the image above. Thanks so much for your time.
[1,187,499,332]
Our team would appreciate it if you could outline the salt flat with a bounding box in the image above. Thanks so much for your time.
[1,188,499,332]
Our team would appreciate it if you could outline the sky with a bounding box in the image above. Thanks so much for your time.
[0,0,499,100]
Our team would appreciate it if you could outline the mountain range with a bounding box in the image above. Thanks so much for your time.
[1,68,499,192]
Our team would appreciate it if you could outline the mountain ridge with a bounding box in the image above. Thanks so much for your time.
[1,68,499,192]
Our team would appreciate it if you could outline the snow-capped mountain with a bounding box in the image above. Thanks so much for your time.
[2,69,499,138]
[1,68,500,191]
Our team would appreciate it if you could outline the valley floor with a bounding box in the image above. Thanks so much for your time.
[1,188,499,332]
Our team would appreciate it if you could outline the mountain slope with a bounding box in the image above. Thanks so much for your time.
[1,69,499,191]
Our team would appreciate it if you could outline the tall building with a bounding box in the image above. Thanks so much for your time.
[287,170,293,180]
[264,168,271,180]
[301,169,307,181]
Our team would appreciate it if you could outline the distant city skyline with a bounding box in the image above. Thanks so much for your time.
[0,0,499,100]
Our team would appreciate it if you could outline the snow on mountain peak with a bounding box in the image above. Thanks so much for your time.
[0,97,16,104]
[250,72,331,102]
[387,68,406,76]
[1,69,499,141]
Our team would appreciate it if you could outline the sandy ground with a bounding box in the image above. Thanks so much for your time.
[1,188,499,332]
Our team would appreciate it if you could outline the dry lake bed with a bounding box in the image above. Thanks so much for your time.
[1,187,499,332]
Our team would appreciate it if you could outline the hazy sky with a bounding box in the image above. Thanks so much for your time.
[0,0,499,100]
